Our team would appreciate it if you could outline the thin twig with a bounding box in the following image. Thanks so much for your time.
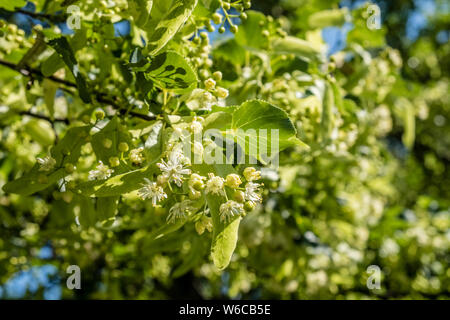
[0,58,157,122]
[19,110,69,124]
[0,58,76,87]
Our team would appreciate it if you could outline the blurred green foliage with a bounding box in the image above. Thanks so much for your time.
[0,0,448,299]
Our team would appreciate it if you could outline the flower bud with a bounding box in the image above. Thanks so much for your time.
[212,71,223,81]
[233,190,245,203]
[109,156,120,167]
[157,174,168,186]
[64,163,75,173]
[193,180,205,191]
[244,201,256,212]
[195,221,206,235]
[118,142,129,152]
[103,138,112,149]
[212,13,223,25]
[204,78,216,90]
[216,87,229,99]
[62,191,74,203]
[189,189,202,200]
[243,167,261,181]
[204,217,213,232]
[95,110,105,120]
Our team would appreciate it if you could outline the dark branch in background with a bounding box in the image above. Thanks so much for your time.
[0,58,76,88]
[0,59,156,122]
[19,110,69,124]
[16,9,68,24]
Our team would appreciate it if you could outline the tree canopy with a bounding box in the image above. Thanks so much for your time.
[0,0,448,299]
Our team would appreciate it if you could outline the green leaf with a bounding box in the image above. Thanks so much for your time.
[128,0,153,28]
[330,80,345,116]
[129,47,146,66]
[0,0,26,10]
[51,125,91,165]
[271,36,323,62]
[149,219,187,241]
[77,196,97,227]
[224,100,307,164]
[147,0,198,55]
[204,111,233,131]
[18,32,47,68]
[321,81,335,142]
[48,37,91,103]
[91,117,132,164]
[144,120,164,162]
[213,39,246,66]
[235,10,269,49]
[199,0,220,12]
[172,236,205,278]
[43,79,57,118]
[3,125,91,195]
[2,168,65,196]
[41,52,65,77]
[96,196,119,223]
[24,119,55,146]
[396,98,416,149]
[144,51,197,93]
[77,165,156,197]
[308,8,348,29]
[207,193,241,270]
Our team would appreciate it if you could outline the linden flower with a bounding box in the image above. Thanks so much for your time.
[219,200,244,223]
[138,178,167,206]
[193,141,204,160]
[200,91,217,111]
[37,155,56,172]
[205,173,225,196]
[129,147,145,165]
[167,200,194,223]
[157,149,191,187]
[195,216,213,235]
[216,87,229,99]
[204,78,216,90]
[245,182,262,203]
[225,174,242,189]
[201,91,215,111]
[243,167,261,181]
[88,161,114,180]
[190,119,203,134]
